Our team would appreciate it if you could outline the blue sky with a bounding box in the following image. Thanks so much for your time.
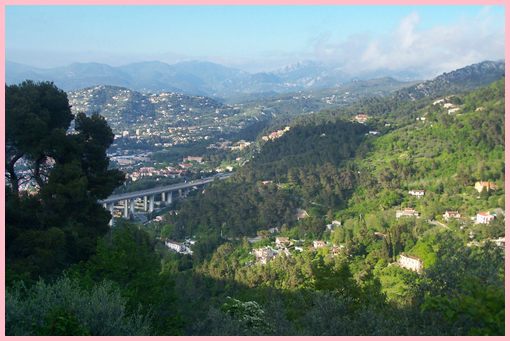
[5,5,505,74]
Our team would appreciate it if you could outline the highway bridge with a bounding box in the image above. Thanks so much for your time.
[100,173,231,224]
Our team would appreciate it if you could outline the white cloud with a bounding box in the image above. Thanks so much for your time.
[310,8,505,78]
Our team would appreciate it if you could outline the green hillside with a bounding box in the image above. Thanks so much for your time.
[159,78,505,335]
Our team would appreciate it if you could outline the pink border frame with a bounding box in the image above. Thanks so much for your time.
[0,0,507,339]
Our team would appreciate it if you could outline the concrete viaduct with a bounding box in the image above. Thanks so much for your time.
[99,173,231,225]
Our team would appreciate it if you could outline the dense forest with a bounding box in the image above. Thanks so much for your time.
[5,78,505,335]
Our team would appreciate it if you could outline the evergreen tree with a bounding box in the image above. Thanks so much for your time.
[6,81,125,282]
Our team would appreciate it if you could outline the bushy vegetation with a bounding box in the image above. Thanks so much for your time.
[6,276,152,335]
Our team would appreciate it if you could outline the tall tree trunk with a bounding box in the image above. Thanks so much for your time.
[33,155,46,189]
[6,152,23,196]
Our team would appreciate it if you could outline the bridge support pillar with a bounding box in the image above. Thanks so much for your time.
[178,189,182,198]
[130,199,135,216]
[149,195,155,213]
[144,196,148,211]
[166,191,173,204]
[123,200,129,218]
[108,203,115,227]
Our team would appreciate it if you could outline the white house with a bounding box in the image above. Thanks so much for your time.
[326,220,342,230]
[313,240,327,249]
[398,254,423,273]
[275,236,291,248]
[476,211,495,224]
[183,156,203,163]
[474,181,498,193]
[296,208,310,220]
[165,240,193,255]
[408,190,425,197]
[396,208,419,219]
[443,211,461,221]
[253,247,277,264]
[354,113,369,123]
[165,240,184,252]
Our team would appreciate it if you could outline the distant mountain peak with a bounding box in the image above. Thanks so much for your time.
[395,60,504,100]
[276,60,325,73]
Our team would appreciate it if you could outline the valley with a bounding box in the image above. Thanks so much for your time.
[5,60,506,336]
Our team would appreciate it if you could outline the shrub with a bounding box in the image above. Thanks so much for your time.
[6,276,153,335]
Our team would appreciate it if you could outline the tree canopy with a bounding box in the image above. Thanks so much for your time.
[6,81,125,283]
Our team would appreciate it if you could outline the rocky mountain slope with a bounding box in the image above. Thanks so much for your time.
[394,60,504,100]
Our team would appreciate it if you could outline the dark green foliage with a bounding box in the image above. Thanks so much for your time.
[239,120,367,211]
[170,119,369,261]
[248,120,367,173]
[6,80,74,192]
[421,282,504,335]
[171,181,299,259]
[242,120,369,213]
[36,308,92,336]
[71,221,183,335]
[6,81,125,283]
[220,297,274,335]
[418,235,505,335]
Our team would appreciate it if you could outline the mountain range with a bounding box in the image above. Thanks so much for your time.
[7,59,504,102]
[6,60,353,99]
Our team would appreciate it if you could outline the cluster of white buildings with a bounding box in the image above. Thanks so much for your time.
[251,236,344,265]
[230,140,252,151]
[183,156,204,163]
[165,238,196,255]
[252,247,279,264]
[432,97,461,115]
[129,166,184,182]
[353,113,369,124]
[261,126,290,141]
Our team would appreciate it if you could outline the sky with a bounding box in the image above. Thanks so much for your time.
[5,5,506,76]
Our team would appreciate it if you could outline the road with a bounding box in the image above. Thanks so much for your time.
[428,219,448,228]
[99,173,232,204]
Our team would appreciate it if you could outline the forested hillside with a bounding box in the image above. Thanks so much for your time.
[158,78,505,335]
[5,78,505,335]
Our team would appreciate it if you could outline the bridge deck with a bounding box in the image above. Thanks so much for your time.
[99,173,231,204]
